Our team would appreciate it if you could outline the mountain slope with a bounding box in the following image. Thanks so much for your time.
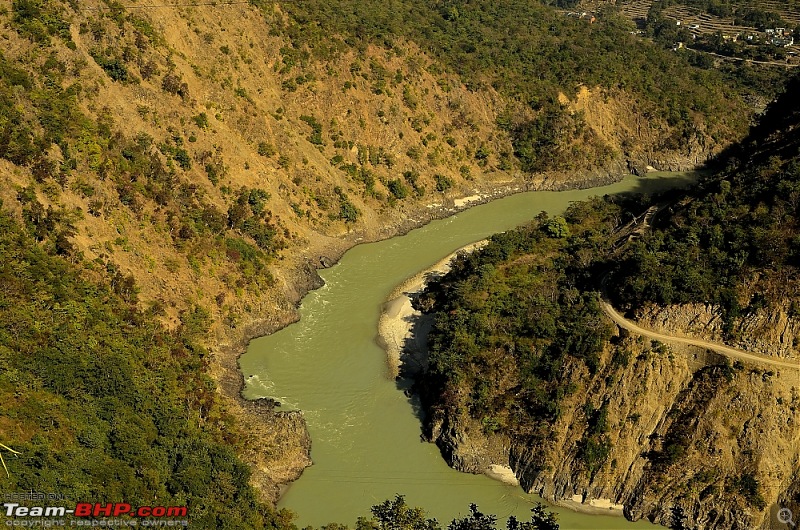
[612,73,800,358]
[414,75,800,529]
[0,0,776,334]
[0,205,298,527]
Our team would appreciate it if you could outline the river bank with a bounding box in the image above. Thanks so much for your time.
[213,167,632,502]
[375,239,632,519]
[218,164,705,510]
[378,239,488,379]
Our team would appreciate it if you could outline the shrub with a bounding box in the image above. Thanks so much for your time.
[257,142,276,157]
[91,52,129,82]
[192,113,209,129]
[299,114,324,145]
[434,174,453,192]
[162,73,188,98]
[387,179,409,200]
[334,187,359,223]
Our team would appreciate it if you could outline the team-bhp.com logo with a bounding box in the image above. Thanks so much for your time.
[73,504,187,518]
[5,503,187,518]
[4,502,188,523]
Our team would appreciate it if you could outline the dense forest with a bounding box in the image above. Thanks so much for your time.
[611,73,800,338]
[414,197,629,471]
[0,204,296,528]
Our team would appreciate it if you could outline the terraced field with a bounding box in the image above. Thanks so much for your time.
[613,0,800,56]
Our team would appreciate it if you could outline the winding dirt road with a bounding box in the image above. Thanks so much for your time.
[599,297,800,371]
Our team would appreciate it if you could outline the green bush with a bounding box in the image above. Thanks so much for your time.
[257,141,276,156]
[387,178,410,199]
[192,112,209,129]
[434,174,453,192]
[334,187,360,223]
[12,0,72,45]
[91,52,129,82]
[300,114,324,145]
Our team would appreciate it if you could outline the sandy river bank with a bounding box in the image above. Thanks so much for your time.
[377,240,488,379]
[375,239,631,518]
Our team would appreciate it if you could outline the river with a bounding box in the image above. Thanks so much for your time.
[240,172,697,528]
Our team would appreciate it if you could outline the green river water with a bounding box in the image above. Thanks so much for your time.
[240,172,698,528]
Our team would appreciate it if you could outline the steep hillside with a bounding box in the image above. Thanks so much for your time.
[414,76,800,529]
[0,206,299,527]
[0,0,768,330]
[0,0,790,516]
[612,73,800,357]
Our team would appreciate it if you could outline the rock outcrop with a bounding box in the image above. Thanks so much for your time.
[638,303,800,361]
[422,322,800,529]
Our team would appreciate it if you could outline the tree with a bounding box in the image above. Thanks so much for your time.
[369,495,441,530]
[388,179,410,200]
[507,504,559,530]
[362,499,559,530]
[544,216,569,238]
[434,174,453,192]
[448,504,496,530]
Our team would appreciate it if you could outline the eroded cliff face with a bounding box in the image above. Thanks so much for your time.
[236,402,313,503]
[638,303,800,361]
[424,327,799,530]
[562,86,721,177]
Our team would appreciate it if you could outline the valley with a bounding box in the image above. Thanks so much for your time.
[0,0,797,528]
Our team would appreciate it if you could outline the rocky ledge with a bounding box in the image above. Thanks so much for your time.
[420,323,799,530]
